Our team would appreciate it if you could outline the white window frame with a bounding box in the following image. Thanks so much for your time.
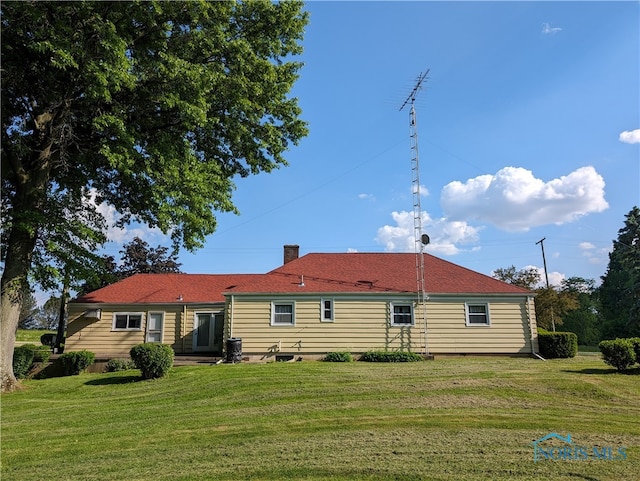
[145,311,164,343]
[390,302,414,326]
[271,301,295,326]
[321,298,334,322]
[465,303,491,326]
[112,312,144,331]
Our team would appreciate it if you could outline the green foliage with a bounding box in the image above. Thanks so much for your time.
[323,352,354,362]
[130,344,174,380]
[359,351,423,363]
[57,351,96,376]
[598,207,640,339]
[12,345,36,379]
[537,331,578,358]
[40,333,56,347]
[105,358,136,372]
[598,339,637,372]
[630,338,640,361]
[32,345,51,364]
[492,265,540,290]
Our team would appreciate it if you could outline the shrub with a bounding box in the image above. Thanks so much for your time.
[57,350,96,376]
[599,339,636,372]
[130,343,174,380]
[40,333,56,347]
[359,350,423,362]
[629,338,640,364]
[323,351,354,362]
[105,358,136,372]
[32,345,52,363]
[537,331,578,359]
[13,345,36,379]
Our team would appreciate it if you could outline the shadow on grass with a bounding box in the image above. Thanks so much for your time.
[562,366,640,375]
[85,375,141,386]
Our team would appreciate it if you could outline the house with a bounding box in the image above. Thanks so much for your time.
[66,245,539,360]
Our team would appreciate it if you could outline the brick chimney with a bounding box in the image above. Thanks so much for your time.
[283,244,299,264]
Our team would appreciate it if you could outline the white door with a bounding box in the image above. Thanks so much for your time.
[146,312,164,343]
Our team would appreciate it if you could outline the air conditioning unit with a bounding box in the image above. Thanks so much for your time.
[84,309,101,320]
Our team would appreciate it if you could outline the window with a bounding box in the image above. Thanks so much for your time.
[321,298,334,322]
[271,302,295,326]
[113,312,143,331]
[145,312,164,343]
[466,303,490,326]
[391,303,414,326]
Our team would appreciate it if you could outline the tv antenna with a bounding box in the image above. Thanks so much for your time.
[400,69,430,356]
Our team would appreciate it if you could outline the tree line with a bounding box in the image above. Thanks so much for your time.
[493,207,640,343]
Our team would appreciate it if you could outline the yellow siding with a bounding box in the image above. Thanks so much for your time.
[229,295,537,357]
[66,295,537,358]
[66,304,184,355]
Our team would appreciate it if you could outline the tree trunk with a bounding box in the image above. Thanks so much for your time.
[55,276,69,351]
[1,152,51,392]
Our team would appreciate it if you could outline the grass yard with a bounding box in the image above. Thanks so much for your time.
[2,355,639,481]
[14,329,55,343]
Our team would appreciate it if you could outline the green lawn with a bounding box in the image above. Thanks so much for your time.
[14,329,55,343]
[2,356,639,481]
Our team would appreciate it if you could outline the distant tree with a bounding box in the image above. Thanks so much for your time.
[1,1,308,392]
[558,277,600,345]
[118,237,182,278]
[492,266,540,290]
[33,297,62,331]
[18,288,38,330]
[598,206,640,338]
[534,287,579,331]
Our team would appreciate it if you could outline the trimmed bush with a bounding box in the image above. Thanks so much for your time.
[32,345,52,363]
[40,333,56,347]
[537,331,578,359]
[359,350,423,362]
[105,358,136,372]
[599,339,636,372]
[323,352,354,362]
[130,343,174,380]
[57,350,96,376]
[13,345,36,379]
[629,338,640,364]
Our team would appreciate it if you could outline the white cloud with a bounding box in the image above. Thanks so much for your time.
[441,166,608,232]
[347,248,359,253]
[523,264,565,288]
[411,184,429,197]
[375,210,482,256]
[358,193,375,201]
[619,129,640,144]
[579,242,610,265]
[87,189,166,244]
[542,23,562,35]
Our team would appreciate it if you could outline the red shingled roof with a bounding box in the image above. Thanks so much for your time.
[73,253,529,304]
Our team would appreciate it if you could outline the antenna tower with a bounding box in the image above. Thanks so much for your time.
[400,70,430,356]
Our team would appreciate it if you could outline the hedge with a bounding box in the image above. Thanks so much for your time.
[130,343,174,379]
[323,352,354,362]
[538,330,578,359]
[57,350,96,376]
[599,339,636,372]
[359,351,423,362]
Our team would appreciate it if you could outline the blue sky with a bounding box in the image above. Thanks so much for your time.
[98,1,639,291]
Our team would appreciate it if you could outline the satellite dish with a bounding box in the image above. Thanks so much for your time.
[421,234,430,245]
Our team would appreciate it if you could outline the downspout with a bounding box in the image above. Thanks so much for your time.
[527,295,545,361]
[181,303,187,353]
[229,295,234,339]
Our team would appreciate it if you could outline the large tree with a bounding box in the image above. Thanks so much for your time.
[598,206,640,339]
[1,1,308,392]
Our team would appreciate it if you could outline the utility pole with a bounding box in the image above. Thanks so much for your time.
[400,70,430,356]
[536,237,555,331]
